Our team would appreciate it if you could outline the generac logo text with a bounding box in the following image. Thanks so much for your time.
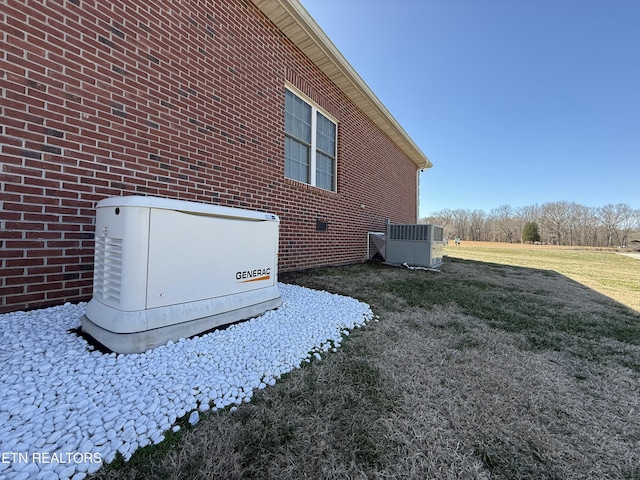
[236,268,271,283]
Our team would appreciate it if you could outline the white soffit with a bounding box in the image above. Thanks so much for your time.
[252,0,433,170]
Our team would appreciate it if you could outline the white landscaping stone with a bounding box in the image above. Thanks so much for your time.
[0,283,373,479]
[188,411,200,426]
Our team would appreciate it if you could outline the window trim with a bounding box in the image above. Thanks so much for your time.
[284,84,338,192]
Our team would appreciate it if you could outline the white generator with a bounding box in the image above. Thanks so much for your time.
[81,196,282,353]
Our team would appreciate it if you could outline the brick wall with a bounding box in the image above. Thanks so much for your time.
[0,0,419,313]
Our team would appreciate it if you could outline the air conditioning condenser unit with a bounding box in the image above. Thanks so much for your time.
[81,196,281,354]
[384,223,445,268]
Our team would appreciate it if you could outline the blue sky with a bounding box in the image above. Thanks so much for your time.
[300,0,640,217]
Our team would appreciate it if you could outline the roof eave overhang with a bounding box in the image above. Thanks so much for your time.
[251,0,433,170]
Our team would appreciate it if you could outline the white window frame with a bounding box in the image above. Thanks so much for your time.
[284,84,338,192]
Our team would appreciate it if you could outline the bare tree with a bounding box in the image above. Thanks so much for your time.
[573,204,599,246]
[633,209,640,246]
[423,201,639,247]
[515,204,540,225]
[598,204,628,247]
[452,209,469,240]
[566,201,581,246]
[617,204,635,247]
[490,205,519,243]
[468,210,487,241]
[540,201,575,245]
[422,209,455,239]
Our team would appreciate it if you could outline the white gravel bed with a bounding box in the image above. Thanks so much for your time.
[0,283,374,480]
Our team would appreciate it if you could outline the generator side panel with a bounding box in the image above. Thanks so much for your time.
[146,208,279,310]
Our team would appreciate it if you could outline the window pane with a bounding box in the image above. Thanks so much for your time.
[285,90,311,144]
[316,112,336,156]
[316,151,334,191]
[285,136,309,183]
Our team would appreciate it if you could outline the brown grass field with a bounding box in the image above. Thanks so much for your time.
[447,241,640,312]
[94,242,640,479]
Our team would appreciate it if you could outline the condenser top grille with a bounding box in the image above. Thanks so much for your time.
[388,224,430,241]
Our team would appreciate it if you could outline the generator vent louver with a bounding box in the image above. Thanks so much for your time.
[93,236,122,304]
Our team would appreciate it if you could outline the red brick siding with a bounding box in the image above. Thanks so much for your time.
[0,0,419,313]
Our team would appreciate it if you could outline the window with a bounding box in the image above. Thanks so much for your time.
[285,88,337,191]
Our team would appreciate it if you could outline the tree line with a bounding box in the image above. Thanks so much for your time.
[421,201,640,247]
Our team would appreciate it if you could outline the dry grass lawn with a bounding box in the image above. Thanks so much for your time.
[93,243,640,479]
